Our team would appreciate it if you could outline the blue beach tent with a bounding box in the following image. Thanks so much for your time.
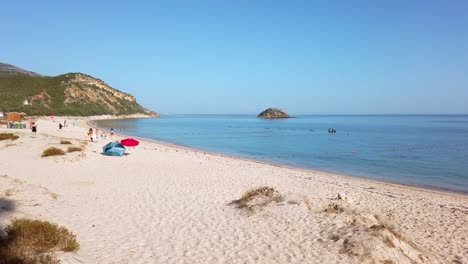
[102,142,126,156]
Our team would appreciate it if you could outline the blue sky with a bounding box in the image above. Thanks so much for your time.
[2,1,467,114]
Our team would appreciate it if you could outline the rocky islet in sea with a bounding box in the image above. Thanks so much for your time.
[257,108,292,119]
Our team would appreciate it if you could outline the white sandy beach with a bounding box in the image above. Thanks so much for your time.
[0,117,467,264]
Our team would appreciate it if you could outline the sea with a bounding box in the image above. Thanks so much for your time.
[96,115,468,194]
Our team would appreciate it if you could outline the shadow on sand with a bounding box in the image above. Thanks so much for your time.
[0,198,15,220]
[0,198,16,235]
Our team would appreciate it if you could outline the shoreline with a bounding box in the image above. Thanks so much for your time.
[1,116,467,263]
[90,117,468,197]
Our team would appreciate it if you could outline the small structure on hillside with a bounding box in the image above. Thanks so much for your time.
[6,112,27,122]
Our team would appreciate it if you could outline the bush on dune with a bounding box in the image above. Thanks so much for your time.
[0,133,19,141]
[0,218,79,264]
[231,186,284,211]
[41,147,65,157]
[67,146,82,153]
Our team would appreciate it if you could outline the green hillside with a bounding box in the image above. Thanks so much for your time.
[0,64,156,116]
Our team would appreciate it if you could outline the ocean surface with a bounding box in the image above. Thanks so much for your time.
[96,115,468,193]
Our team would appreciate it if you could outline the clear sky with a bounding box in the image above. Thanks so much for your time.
[2,0,467,114]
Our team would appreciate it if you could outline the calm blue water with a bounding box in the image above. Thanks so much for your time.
[96,115,468,193]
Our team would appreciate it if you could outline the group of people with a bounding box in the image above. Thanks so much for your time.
[28,118,117,143]
[30,119,75,134]
[58,119,69,130]
[88,127,114,142]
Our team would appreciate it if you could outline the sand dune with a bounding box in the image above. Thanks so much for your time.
[0,118,467,263]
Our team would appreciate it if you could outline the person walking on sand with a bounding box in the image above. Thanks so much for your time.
[31,122,37,134]
[88,128,93,142]
[110,128,114,136]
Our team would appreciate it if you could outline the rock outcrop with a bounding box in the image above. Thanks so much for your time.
[257,108,291,119]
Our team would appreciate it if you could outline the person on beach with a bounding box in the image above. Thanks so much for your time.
[110,128,114,136]
[31,122,37,134]
[59,123,63,130]
[64,120,67,127]
[88,128,93,142]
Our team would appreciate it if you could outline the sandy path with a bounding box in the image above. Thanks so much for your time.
[0,118,467,264]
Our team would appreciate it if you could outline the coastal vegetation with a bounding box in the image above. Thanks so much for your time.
[67,146,82,153]
[0,218,79,264]
[59,140,72,145]
[324,203,345,213]
[0,63,157,116]
[0,133,19,141]
[231,186,284,211]
[42,147,65,157]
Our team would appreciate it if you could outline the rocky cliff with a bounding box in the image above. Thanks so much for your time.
[0,63,158,116]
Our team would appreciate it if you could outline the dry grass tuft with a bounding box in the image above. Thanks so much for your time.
[67,146,82,153]
[324,203,344,213]
[59,140,72,145]
[50,193,58,200]
[369,224,403,240]
[42,147,65,157]
[0,218,79,264]
[0,133,19,141]
[335,212,430,263]
[302,196,313,211]
[230,186,284,211]
[4,189,15,197]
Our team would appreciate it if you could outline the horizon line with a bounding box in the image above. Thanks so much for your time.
[156,113,468,116]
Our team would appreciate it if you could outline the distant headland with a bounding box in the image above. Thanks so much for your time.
[0,62,158,117]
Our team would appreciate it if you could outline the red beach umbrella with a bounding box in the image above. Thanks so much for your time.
[121,138,139,147]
